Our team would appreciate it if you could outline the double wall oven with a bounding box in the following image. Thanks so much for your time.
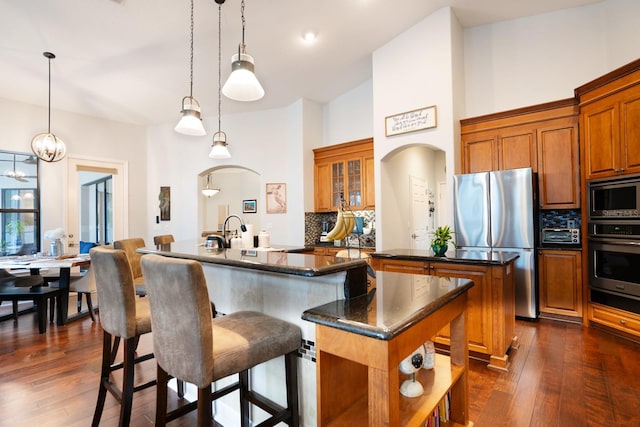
[588,176,640,314]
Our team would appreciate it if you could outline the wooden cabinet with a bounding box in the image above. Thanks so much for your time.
[537,119,580,208]
[461,99,580,209]
[313,246,373,257]
[313,138,374,212]
[461,133,498,172]
[589,302,640,339]
[538,249,582,318]
[578,80,640,179]
[374,257,516,371]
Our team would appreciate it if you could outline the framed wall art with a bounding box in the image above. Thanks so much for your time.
[385,105,437,136]
[159,186,171,221]
[266,183,287,214]
[243,199,257,213]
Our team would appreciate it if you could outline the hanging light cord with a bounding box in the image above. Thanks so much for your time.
[241,0,246,46]
[218,1,222,133]
[47,54,52,133]
[189,0,195,98]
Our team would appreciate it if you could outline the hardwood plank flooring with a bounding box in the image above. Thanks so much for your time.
[1,304,640,426]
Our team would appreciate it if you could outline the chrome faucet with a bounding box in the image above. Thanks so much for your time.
[222,214,247,248]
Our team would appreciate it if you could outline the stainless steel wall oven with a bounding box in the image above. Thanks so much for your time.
[588,177,640,314]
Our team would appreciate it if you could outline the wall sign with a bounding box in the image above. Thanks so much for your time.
[385,105,437,137]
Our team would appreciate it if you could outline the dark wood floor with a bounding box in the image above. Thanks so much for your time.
[1,303,639,426]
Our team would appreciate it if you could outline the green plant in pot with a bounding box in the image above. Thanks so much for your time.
[430,225,456,257]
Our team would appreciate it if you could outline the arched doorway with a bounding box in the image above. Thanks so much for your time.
[198,166,261,237]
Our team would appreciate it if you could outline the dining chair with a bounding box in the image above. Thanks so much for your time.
[0,270,45,322]
[153,234,175,246]
[113,238,147,297]
[141,254,301,427]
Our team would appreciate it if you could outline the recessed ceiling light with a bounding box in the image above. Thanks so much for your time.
[302,31,317,43]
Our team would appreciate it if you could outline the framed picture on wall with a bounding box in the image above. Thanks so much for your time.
[243,199,257,213]
[266,183,287,214]
[159,186,170,221]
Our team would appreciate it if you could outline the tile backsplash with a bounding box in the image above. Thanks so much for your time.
[540,209,581,229]
[305,210,376,248]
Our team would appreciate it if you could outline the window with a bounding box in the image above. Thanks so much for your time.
[80,173,113,245]
[0,151,40,256]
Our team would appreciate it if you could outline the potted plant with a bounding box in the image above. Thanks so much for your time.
[430,225,456,257]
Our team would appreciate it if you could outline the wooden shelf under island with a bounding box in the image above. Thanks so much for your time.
[303,271,475,426]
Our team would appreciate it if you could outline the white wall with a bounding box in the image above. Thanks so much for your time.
[0,97,147,247]
[464,0,640,117]
[145,102,309,246]
[322,79,373,146]
[372,7,463,250]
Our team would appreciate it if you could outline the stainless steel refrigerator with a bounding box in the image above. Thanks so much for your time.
[453,167,538,319]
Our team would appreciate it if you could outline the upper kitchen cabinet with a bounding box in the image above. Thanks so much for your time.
[576,60,640,180]
[313,138,374,212]
[461,99,580,209]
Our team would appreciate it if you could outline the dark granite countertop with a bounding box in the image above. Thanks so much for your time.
[302,271,474,340]
[370,248,520,266]
[137,240,367,277]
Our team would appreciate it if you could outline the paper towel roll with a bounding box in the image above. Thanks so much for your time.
[242,231,253,248]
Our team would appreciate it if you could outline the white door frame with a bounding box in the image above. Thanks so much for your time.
[66,155,128,248]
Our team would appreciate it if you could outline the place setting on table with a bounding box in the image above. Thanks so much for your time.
[0,252,91,329]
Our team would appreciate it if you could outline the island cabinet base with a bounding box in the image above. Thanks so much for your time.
[315,292,471,426]
[374,257,517,372]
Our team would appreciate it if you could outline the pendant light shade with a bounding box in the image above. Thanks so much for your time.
[202,174,220,197]
[222,0,264,102]
[31,52,66,163]
[209,131,231,159]
[175,0,206,136]
[210,0,231,159]
[175,96,206,136]
[222,49,264,101]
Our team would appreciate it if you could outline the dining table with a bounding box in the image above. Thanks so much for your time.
[0,254,91,325]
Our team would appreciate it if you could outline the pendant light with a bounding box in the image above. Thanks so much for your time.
[31,52,67,163]
[202,173,220,197]
[222,0,264,102]
[175,0,206,136]
[210,0,231,159]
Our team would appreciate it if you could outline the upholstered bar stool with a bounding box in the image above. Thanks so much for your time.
[113,238,147,297]
[141,254,301,427]
[89,246,156,427]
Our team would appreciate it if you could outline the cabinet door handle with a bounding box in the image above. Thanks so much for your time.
[620,319,627,325]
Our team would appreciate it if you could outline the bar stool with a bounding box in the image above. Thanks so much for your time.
[89,246,156,427]
[140,254,301,427]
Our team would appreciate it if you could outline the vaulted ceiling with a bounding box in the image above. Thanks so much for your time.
[0,0,604,126]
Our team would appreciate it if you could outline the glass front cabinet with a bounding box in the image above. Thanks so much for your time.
[314,138,374,212]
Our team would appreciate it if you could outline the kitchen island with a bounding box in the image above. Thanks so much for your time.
[137,240,369,427]
[303,272,474,426]
[371,248,519,371]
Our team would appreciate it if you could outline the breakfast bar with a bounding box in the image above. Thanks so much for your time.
[138,240,369,426]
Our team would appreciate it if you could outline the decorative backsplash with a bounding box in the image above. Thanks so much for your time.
[540,209,581,229]
[305,210,376,248]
